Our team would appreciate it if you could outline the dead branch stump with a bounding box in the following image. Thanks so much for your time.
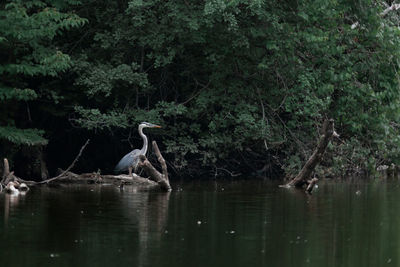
[138,141,172,191]
[2,158,17,186]
[282,119,336,193]
[2,158,10,184]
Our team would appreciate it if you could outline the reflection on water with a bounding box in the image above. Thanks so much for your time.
[0,180,399,267]
[4,192,23,229]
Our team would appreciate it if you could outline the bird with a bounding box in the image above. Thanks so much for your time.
[115,122,162,176]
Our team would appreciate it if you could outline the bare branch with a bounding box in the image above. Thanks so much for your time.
[152,141,169,182]
[39,139,90,184]
[282,119,336,193]
[138,143,171,192]
[352,2,400,29]
[381,3,400,16]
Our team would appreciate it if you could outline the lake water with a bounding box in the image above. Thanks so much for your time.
[0,179,398,267]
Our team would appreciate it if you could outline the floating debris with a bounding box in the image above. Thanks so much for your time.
[19,183,29,192]
[5,182,19,194]
[5,181,30,194]
[197,221,202,225]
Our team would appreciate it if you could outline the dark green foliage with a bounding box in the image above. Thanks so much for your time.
[2,0,400,177]
[0,126,47,146]
[0,0,86,146]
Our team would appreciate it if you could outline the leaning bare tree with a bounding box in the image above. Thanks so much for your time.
[281,119,337,194]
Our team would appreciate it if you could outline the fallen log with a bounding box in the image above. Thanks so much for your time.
[281,119,337,194]
[1,140,172,192]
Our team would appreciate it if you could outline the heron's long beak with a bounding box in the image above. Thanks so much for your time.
[153,125,162,128]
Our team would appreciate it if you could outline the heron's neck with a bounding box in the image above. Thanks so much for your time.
[139,126,148,155]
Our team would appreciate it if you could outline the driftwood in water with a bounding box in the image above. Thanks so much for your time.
[1,140,171,192]
[282,119,337,193]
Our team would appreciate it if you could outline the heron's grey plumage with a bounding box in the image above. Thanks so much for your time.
[114,149,141,172]
[115,122,161,174]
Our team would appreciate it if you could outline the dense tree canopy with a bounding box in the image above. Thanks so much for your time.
[1,0,400,179]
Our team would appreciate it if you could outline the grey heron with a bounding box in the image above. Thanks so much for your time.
[115,122,162,175]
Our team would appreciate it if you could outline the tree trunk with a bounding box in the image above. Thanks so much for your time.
[282,119,336,193]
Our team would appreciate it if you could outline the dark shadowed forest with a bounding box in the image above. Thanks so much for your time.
[2,0,400,180]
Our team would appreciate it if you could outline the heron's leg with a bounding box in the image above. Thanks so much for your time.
[134,164,139,174]
[128,167,132,176]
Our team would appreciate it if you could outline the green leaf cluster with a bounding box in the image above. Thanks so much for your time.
[0,0,86,146]
[0,126,47,146]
